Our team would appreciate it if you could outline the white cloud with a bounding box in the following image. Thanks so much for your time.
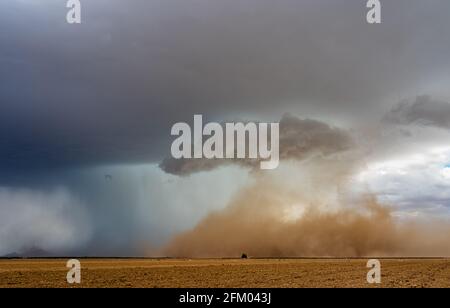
[357,147,450,219]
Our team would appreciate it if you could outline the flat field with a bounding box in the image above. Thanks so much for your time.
[0,258,449,288]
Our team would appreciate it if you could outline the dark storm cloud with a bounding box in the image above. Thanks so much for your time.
[384,96,450,129]
[1,0,450,174]
[160,114,353,175]
[2,0,450,256]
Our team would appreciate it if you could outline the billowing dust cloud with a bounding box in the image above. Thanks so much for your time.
[161,115,450,257]
[164,173,450,257]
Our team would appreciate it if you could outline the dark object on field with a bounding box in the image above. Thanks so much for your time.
[105,175,113,181]
[241,253,248,259]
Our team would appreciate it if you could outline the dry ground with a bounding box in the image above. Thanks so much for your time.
[0,258,449,288]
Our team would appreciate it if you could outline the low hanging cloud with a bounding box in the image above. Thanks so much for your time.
[384,96,450,129]
[160,114,354,175]
[0,187,91,256]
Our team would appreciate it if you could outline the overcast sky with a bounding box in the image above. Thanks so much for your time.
[1,0,450,256]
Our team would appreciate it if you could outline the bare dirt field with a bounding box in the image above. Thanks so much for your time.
[0,258,449,288]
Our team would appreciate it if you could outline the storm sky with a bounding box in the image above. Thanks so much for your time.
[1,0,450,256]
